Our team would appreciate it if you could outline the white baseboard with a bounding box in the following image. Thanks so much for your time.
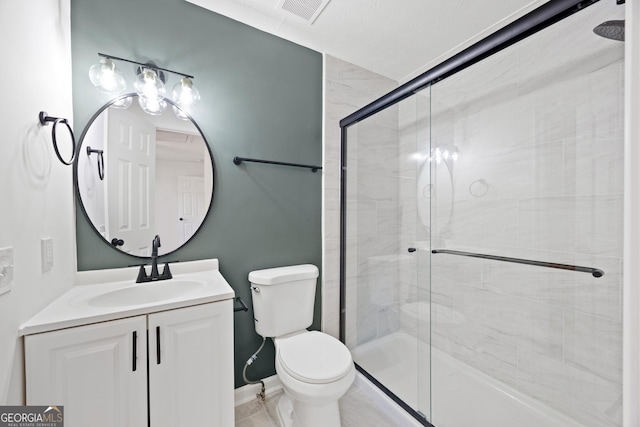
[234,374,283,406]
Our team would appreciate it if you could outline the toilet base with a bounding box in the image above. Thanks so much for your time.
[276,393,342,427]
[277,394,294,427]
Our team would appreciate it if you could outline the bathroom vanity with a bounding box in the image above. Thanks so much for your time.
[20,259,234,427]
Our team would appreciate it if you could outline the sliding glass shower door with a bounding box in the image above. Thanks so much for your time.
[343,85,434,421]
[342,1,624,426]
[427,2,624,424]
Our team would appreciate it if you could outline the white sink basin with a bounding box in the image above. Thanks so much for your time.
[87,279,205,308]
[19,259,236,336]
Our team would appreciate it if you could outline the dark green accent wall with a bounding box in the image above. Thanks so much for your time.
[71,0,323,387]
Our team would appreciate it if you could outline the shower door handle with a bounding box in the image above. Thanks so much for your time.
[408,248,416,253]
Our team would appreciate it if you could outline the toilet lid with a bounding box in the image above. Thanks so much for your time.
[277,331,353,384]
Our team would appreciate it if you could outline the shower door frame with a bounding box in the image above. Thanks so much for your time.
[338,0,606,425]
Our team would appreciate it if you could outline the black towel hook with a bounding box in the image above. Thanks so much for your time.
[86,146,105,180]
[39,111,76,166]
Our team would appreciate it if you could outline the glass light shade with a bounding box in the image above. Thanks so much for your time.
[89,58,126,95]
[429,146,460,163]
[138,95,166,116]
[134,68,166,101]
[172,105,190,121]
[110,96,133,109]
[172,77,201,109]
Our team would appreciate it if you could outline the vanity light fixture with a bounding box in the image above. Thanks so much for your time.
[138,93,167,116]
[135,68,167,115]
[172,77,200,108]
[428,145,460,164]
[111,95,133,110]
[89,53,199,119]
[89,57,126,95]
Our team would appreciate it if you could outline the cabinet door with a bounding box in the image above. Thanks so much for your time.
[25,316,147,427]
[148,300,234,427]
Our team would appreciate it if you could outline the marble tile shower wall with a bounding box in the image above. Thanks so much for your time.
[397,3,624,426]
[350,103,403,346]
[324,56,398,343]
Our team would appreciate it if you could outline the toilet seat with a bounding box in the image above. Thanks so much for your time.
[276,331,353,384]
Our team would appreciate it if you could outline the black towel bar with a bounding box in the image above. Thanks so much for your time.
[234,296,249,312]
[233,156,322,173]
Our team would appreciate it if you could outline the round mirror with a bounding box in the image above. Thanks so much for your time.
[74,94,214,257]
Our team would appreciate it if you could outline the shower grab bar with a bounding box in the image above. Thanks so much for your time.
[233,156,322,173]
[430,249,604,278]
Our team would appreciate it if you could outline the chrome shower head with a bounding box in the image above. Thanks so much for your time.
[593,20,625,41]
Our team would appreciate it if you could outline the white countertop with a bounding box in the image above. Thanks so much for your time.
[20,259,235,336]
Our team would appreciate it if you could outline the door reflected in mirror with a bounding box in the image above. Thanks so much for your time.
[76,94,214,257]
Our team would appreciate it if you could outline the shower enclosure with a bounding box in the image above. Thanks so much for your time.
[340,1,624,426]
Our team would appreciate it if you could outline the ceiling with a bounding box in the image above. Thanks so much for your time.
[186,0,549,81]
[156,130,206,162]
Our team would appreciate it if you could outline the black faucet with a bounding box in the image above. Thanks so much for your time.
[136,235,173,283]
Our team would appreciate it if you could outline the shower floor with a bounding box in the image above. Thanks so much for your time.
[351,332,582,427]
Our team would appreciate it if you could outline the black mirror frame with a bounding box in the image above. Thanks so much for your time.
[73,93,215,260]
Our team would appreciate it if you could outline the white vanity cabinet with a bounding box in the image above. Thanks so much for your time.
[25,316,148,426]
[25,300,234,427]
[148,300,234,427]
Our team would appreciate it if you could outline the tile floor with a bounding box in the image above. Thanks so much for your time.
[235,382,405,427]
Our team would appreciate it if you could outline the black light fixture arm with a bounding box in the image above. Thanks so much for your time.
[38,111,76,166]
[97,53,194,79]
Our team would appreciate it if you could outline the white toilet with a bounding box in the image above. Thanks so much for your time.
[249,264,355,427]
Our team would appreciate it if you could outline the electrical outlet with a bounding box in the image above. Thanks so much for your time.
[0,247,14,295]
[41,238,53,273]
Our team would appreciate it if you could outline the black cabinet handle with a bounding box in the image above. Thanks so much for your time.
[156,326,161,365]
[132,331,137,371]
[408,248,417,253]
[179,218,184,221]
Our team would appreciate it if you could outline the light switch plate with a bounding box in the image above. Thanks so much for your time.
[41,238,53,273]
[0,246,14,295]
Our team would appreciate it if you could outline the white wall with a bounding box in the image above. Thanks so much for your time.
[0,0,75,403]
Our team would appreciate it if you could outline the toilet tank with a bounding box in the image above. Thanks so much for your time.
[249,264,319,338]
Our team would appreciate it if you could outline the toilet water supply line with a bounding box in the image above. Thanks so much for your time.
[243,337,267,401]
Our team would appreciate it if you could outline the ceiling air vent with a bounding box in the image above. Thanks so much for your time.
[278,0,331,24]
